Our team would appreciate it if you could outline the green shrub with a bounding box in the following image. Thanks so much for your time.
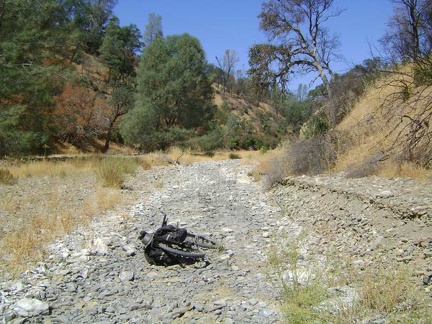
[0,168,18,185]
[413,56,432,86]
[187,126,224,154]
[301,116,329,139]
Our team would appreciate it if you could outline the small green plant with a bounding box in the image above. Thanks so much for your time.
[400,83,413,102]
[268,230,432,323]
[301,116,329,139]
[268,235,330,323]
[95,157,138,188]
[0,168,17,185]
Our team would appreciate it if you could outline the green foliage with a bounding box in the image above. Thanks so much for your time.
[270,89,314,134]
[187,126,225,153]
[301,116,329,139]
[99,16,142,82]
[0,0,118,155]
[120,33,215,151]
[413,56,432,86]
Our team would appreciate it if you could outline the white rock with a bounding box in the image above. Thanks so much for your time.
[119,270,134,282]
[123,244,137,256]
[13,298,49,317]
[92,237,109,255]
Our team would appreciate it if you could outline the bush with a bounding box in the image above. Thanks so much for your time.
[287,134,337,175]
[228,153,241,159]
[413,56,432,86]
[187,126,225,154]
[0,168,17,185]
[301,116,329,139]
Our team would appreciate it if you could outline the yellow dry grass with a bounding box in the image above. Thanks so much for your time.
[0,149,271,277]
[334,67,432,180]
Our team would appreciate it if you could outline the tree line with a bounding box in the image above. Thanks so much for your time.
[1,0,431,157]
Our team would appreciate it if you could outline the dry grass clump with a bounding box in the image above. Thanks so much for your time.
[355,265,431,323]
[0,183,121,277]
[0,168,17,185]
[94,157,138,188]
[0,156,133,277]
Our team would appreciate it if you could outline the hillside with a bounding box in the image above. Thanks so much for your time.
[211,85,284,150]
[333,67,432,179]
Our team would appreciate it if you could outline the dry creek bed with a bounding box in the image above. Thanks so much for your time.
[0,159,431,323]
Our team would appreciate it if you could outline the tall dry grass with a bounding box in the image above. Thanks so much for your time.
[0,157,134,277]
[0,150,265,277]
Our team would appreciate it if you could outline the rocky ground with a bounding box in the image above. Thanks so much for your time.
[1,159,431,323]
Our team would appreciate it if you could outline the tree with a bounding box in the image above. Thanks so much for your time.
[143,13,163,47]
[380,0,432,62]
[216,49,239,92]
[80,0,118,54]
[102,85,135,152]
[0,0,68,155]
[120,34,215,151]
[249,0,342,98]
[99,16,142,82]
[98,16,141,152]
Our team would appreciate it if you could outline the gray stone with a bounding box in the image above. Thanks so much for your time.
[122,244,136,256]
[119,270,134,282]
[13,298,50,317]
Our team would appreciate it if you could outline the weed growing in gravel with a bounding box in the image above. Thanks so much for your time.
[268,235,432,323]
[268,235,331,323]
[355,265,432,323]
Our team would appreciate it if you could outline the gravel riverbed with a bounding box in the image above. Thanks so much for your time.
[1,159,431,323]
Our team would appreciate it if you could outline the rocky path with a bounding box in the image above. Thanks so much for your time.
[1,160,431,323]
[1,160,285,323]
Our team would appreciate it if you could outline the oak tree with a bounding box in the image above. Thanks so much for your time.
[249,0,342,97]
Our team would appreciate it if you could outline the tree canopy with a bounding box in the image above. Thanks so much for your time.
[120,33,215,151]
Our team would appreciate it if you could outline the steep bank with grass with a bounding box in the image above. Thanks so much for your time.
[333,68,432,177]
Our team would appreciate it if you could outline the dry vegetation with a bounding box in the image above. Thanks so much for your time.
[257,67,432,187]
[334,67,432,179]
[0,149,266,278]
[268,234,432,323]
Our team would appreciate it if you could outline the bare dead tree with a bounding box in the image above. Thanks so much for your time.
[216,49,239,93]
[380,0,431,63]
[249,0,343,98]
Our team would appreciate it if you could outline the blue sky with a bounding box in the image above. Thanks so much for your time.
[114,0,394,90]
